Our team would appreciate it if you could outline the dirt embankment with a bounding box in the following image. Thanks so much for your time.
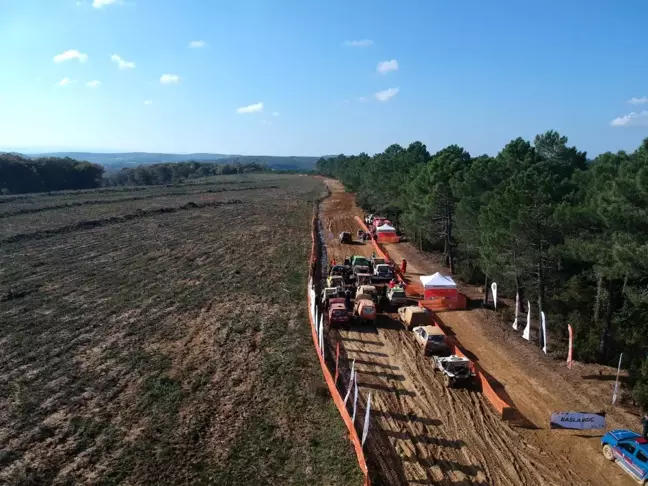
[320,178,635,486]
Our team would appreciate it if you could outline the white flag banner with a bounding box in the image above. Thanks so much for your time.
[541,311,548,354]
[550,412,606,430]
[491,282,498,309]
[522,300,531,341]
[344,361,356,405]
[512,292,520,330]
[612,353,623,406]
[318,313,324,342]
[319,319,324,358]
[352,380,359,423]
[362,393,372,446]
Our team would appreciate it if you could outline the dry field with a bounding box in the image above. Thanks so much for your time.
[0,174,362,485]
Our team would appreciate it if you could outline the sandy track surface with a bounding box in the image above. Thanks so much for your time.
[321,179,634,486]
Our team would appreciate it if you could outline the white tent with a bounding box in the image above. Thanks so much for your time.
[420,272,456,289]
[376,224,396,233]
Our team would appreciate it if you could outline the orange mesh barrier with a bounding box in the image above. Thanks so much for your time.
[376,234,400,244]
[438,323,516,420]
[420,295,467,311]
[420,299,448,312]
[309,216,371,485]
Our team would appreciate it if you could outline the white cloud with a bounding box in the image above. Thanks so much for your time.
[261,120,272,125]
[53,49,88,63]
[76,1,83,6]
[377,59,399,74]
[58,77,75,87]
[629,96,648,105]
[189,40,207,48]
[144,100,153,105]
[375,87,399,102]
[610,111,648,127]
[272,111,279,117]
[85,80,101,88]
[111,54,135,69]
[236,102,263,114]
[343,39,374,47]
[357,96,368,103]
[160,74,180,84]
[93,0,119,7]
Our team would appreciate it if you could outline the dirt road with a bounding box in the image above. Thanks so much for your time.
[320,179,634,486]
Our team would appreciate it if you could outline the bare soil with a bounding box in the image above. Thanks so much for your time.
[321,179,635,486]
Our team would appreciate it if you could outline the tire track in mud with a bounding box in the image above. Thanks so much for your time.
[320,179,587,486]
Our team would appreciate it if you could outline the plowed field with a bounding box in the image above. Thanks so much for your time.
[321,179,636,486]
[0,175,362,486]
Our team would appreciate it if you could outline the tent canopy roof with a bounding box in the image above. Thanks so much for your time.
[376,224,396,232]
[420,272,457,289]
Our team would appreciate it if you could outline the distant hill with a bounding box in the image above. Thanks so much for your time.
[29,152,322,171]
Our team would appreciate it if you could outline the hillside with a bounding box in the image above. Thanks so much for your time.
[29,152,321,171]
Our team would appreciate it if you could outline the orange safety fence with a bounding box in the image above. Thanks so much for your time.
[376,234,400,244]
[308,216,371,485]
[441,331,517,420]
[354,215,517,422]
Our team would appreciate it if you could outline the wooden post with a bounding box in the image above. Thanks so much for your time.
[334,341,341,385]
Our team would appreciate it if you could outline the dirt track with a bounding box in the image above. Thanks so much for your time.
[320,179,634,486]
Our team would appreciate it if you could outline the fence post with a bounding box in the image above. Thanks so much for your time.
[334,341,340,385]
[362,393,372,446]
[352,379,359,423]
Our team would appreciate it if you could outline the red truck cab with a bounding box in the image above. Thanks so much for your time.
[329,298,350,328]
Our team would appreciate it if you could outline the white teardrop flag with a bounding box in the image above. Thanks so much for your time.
[541,311,547,354]
[344,361,355,405]
[491,282,498,309]
[512,292,520,330]
[522,300,531,341]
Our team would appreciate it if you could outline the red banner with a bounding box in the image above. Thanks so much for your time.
[567,324,573,369]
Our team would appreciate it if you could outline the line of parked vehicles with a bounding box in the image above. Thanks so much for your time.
[321,249,475,388]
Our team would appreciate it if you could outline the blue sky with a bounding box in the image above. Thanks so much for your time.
[1,0,647,157]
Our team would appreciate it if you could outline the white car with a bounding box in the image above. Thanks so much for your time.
[373,264,393,279]
[413,325,448,356]
[387,287,407,307]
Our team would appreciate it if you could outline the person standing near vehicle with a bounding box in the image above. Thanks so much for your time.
[400,259,407,275]
[345,289,352,311]
[642,413,648,439]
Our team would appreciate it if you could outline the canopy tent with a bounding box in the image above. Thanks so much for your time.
[376,224,396,233]
[420,272,456,288]
[420,272,457,299]
[375,223,399,243]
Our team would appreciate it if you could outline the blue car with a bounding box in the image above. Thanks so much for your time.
[601,429,648,483]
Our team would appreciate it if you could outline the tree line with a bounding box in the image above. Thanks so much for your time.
[0,154,269,194]
[0,153,105,194]
[103,161,266,186]
[317,132,648,407]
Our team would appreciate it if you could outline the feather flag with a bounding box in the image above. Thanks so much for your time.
[522,300,531,340]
